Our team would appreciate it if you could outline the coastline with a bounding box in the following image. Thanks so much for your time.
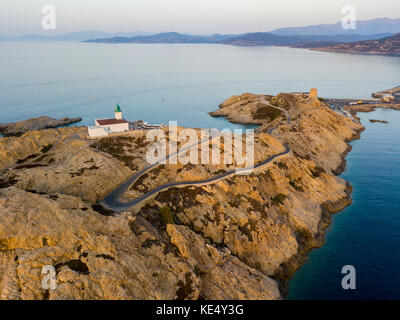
[275,128,364,296]
[207,92,400,297]
[275,104,398,296]
[0,91,398,300]
[287,107,400,299]
[309,47,400,57]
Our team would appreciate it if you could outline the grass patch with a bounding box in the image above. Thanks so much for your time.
[277,162,288,170]
[238,223,254,242]
[176,272,195,300]
[159,206,176,225]
[311,166,325,178]
[41,144,53,153]
[289,178,304,192]
[271,193,288,206]
[253,104,283,122]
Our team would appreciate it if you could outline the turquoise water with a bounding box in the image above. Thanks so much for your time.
[1,42,400,299]
[288,109,400,300]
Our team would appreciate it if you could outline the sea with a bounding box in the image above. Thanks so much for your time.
[0,42,399,299]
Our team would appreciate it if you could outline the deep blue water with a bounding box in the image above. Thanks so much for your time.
[0,42,399,299]
[288,109,400,300]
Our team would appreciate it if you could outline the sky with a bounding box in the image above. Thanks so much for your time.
[0,0,400,36]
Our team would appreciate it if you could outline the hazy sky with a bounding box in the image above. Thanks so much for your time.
[1,0,400,36]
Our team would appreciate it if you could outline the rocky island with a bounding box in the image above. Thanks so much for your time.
[0,91,390,300]
[369,119,389,124]
[0,116,82,137]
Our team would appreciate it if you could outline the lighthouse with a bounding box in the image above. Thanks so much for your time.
[89,104,129,138]
[115,104,123,120]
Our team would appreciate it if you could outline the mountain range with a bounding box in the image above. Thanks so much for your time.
[83,18,400,47]
[219,33,392,46]
[84,31,393,47]
[2,17,400,55]
[85,32,237,44]
[0,31,155,42]
[270,17,400,35]
[2,17,400,43]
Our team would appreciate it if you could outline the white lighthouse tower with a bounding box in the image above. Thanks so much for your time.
[89,103,129,138]
[115,104,123,120]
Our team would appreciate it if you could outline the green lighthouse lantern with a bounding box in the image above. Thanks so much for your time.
[114,104,123,120]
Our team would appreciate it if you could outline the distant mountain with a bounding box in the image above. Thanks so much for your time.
[308,33,400,56]
[271,17,400,36]
[220,32,392,46]
[85,31,390,46]
[84,32,238,44]
[0,31,155,42]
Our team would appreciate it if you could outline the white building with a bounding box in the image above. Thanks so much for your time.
[88,104,129,138]
[88,126,108,138]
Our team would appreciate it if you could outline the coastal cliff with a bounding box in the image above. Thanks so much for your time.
[0,116,82,137]
[0,92,365,299]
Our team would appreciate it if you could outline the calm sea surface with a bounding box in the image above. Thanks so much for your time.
[0,42,399,299]
[288,109,400,300]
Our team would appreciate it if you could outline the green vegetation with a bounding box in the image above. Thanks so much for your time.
[270,93,297,110]
[311,165,325,178]
[41,144,53,153]
[253,104,283,122]
[176,272,195,300]
[277,161,288,170]
[159,206,176,225]
[141,239,161,249]
[271,193,288,206]
[238,220,257,242]
[70,164,100,177]
[91,137,140,170]
[228,194,241,208]
[194,265,206,277]
[91,137,126,155]
[289,178,304,192]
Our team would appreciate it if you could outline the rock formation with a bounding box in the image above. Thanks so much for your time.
[0,92,366,300]
[0,116,82,137]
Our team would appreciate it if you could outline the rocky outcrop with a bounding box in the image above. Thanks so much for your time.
[209,93,280,124]
[369,119,389,124]
[0,92,367,300]
[0,116,82,137]
[0,187,280,300]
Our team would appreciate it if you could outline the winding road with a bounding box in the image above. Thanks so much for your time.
[101,97,291,213]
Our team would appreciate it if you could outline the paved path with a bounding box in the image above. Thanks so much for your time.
[101,97,292,213]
